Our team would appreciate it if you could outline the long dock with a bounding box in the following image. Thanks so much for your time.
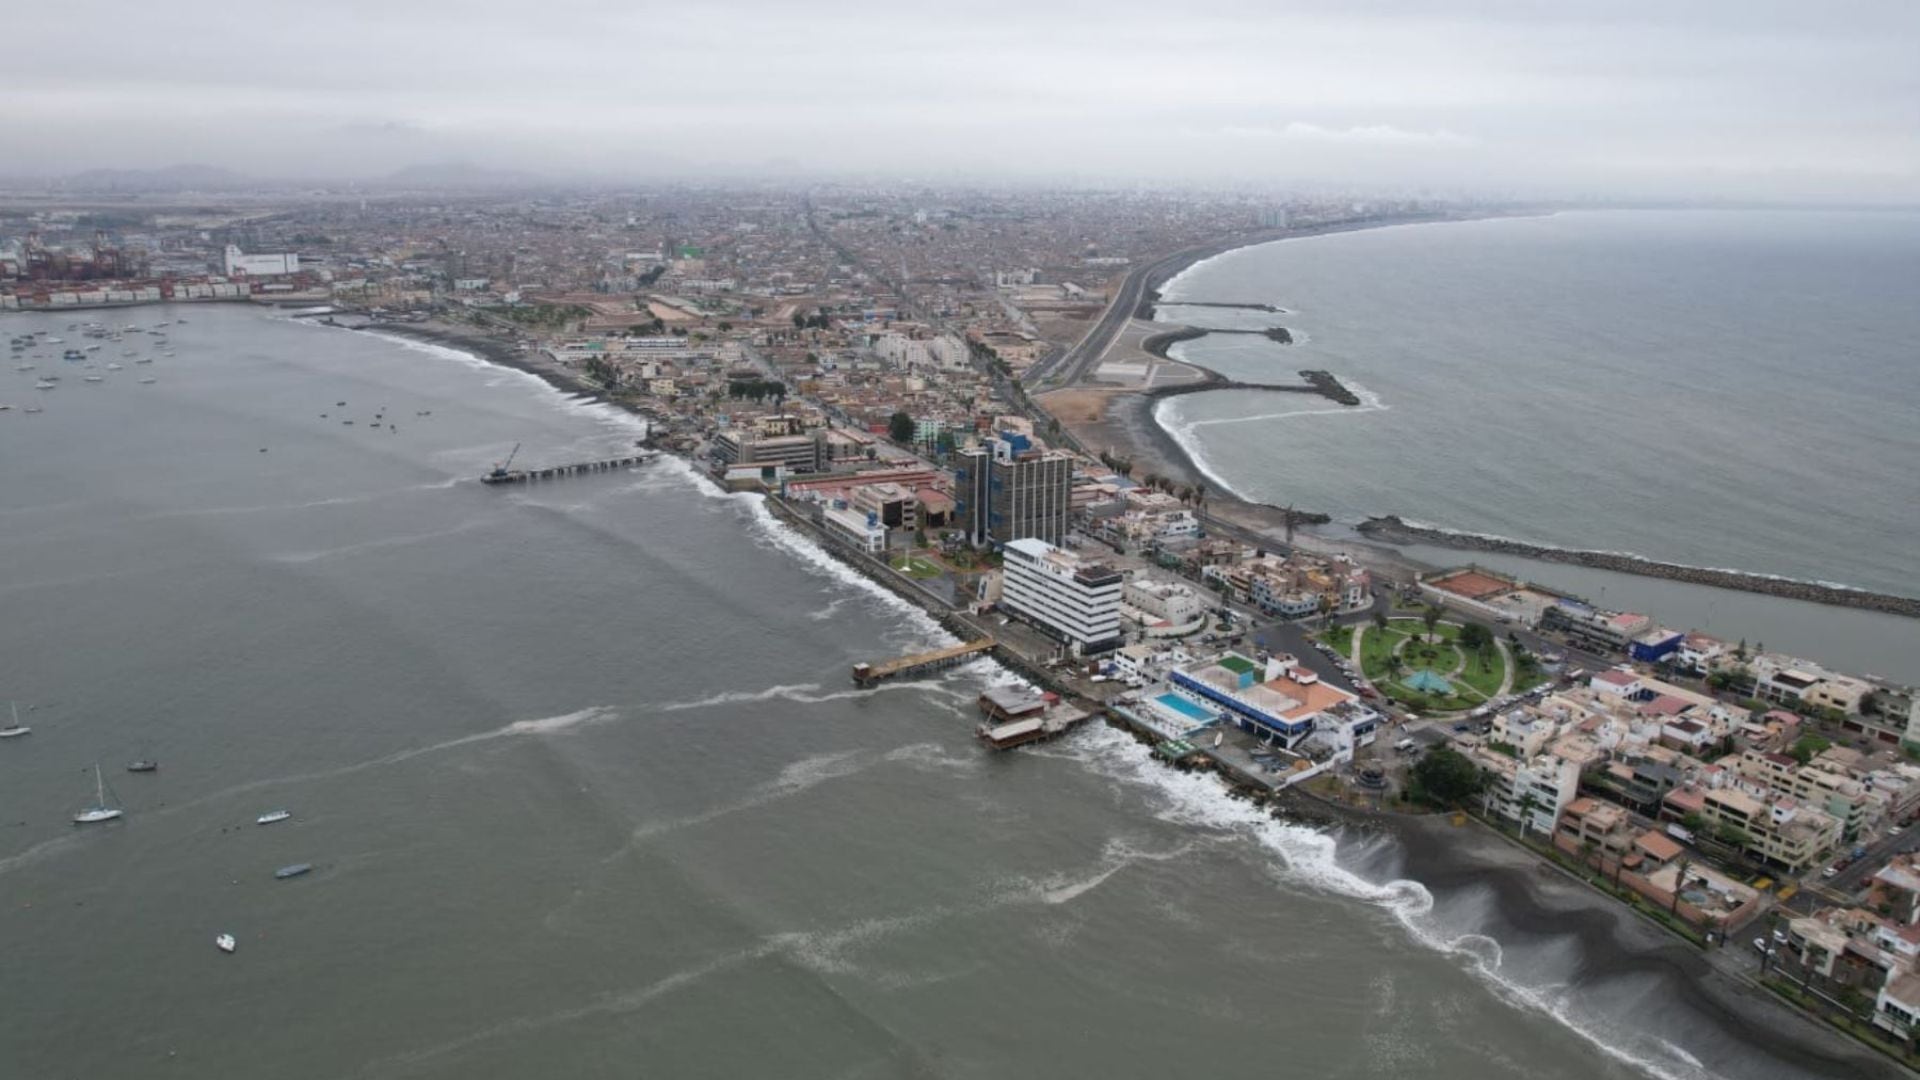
[480,454,653,485]
[852,639,995,687]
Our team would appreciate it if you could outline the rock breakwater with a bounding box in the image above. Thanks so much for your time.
[1357,515,1920,619]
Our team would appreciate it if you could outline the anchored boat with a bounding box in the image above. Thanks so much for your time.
[73,764,124,824]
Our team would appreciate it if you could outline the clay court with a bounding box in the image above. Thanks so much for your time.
[1427,569,1514,601]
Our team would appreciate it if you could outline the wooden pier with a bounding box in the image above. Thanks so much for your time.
[852,639,995,687]
[480,454,654,486]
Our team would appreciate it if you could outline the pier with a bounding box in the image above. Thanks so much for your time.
[480,454,654,486]
[852,639,995,687]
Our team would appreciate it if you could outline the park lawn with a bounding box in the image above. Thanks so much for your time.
[1401,641,1464,674]
[1456,647,1507,698]
[1319,625,1354,655]
[1359,625,1408,678]
[891,554,943,580]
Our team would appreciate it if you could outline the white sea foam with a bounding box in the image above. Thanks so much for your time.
[1153,378,1387,505]
[1057,722,1714,1080]
[265,518,487,564]
[1037,835,1202,905]
[626,749,875,841]
[655,679,938,714]
[151,707,621,818]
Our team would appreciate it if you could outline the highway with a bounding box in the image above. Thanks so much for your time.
[1029,231,1279,391]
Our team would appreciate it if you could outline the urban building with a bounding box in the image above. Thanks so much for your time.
[954,435,1071,548]
[999,537,1123,654]
[1168,652,1357,749]
[823,506,887,554]
[221,244,299,277]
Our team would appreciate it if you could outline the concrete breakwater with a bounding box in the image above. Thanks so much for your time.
[1139,325,1293,356]
[1139,361,1361,409]
[1358,514,1920,619]
[1139,295,1287,319]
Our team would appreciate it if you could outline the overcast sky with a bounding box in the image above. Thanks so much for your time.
[5,0,1917,200]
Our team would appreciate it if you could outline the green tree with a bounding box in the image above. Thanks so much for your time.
[1371,609,1390,633]
[887,412,915,444]
[1789,734,1832,765]
[1410,748,1486,808]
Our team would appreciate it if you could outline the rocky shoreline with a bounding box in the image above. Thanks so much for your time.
[1359,515,1920,619]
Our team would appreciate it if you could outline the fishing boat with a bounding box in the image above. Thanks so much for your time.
[83,375,104,384]
[215,934,237,954]
[1,702,30,739]
[34,381,54,391]
[73,764,124,824]
[274,863,312,880]
[139,377,157,385]
[126,759,159,773]
[256,809,292,825]
[23,406,43,414]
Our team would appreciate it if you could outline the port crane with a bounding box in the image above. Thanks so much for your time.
[487,443,521,482]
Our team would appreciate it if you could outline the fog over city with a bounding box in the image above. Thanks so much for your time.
[4,0,1917,200]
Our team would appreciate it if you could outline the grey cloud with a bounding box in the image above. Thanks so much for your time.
[0,0,1914,200]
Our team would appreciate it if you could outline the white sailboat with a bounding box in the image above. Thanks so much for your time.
[73,764,123,824]
[0,702,29,739]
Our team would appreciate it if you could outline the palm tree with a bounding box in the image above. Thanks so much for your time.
[1670,858,1692,916]
[1516,794,1540,838]
[1421,604,1443,643]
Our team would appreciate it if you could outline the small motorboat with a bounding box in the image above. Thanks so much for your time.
[274,863,312,880]
[83,375,104,384]
[126,760,159,773]
[139,377,157,385]
[256,810,292,825]
[216,933,237,954]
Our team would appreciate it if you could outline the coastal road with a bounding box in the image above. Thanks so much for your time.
[1030,231,1282,391]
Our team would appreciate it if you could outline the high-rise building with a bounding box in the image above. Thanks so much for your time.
[1000,538,1123,654]
[955,434,1071,548]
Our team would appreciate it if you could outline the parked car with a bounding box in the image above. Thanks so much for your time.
[1823,866,1840,879]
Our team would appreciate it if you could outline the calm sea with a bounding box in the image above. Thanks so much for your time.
[0,306,1880,1078]
[1158,209,1920,680]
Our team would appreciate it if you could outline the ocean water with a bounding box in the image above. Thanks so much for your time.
[0,306,1880,1078]
[1155,209,1920,679]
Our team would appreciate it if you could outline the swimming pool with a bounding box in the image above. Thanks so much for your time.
[1155,693,1217,722]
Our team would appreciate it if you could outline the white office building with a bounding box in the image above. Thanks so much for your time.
[823,506,887,554]
[1001,537,1123,654]
[222,244,300,277]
